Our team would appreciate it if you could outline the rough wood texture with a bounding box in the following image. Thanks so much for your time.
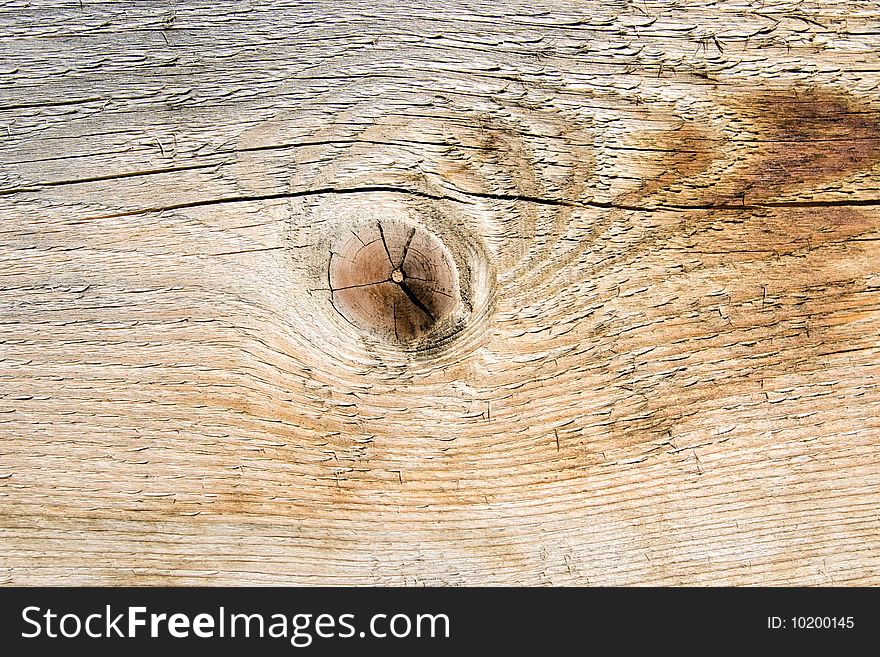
[1,0,879,585]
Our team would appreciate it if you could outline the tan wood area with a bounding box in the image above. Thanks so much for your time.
[1,0,879,585]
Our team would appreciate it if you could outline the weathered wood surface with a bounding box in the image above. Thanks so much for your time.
[1,0,879,585]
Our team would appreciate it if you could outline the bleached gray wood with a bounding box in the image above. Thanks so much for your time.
[1,0,879,585]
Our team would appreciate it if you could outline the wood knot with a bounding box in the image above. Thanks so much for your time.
[329,219,460,342]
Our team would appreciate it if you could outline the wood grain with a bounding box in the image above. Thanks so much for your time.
[1,0,879,585]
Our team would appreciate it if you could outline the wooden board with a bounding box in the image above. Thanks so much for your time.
[1,0,879,585]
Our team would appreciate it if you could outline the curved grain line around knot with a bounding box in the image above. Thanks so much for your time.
[280,87,604,357]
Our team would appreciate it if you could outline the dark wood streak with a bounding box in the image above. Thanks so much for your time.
[597,86,880,448]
